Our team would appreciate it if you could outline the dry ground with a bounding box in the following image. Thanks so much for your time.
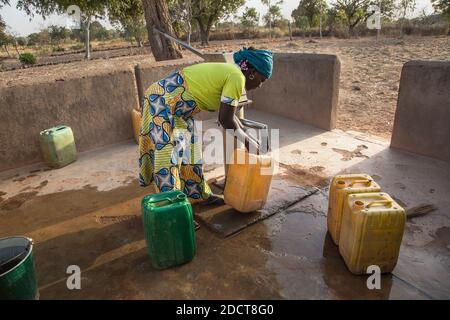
[1,36,449,139]
[201,36,450,139]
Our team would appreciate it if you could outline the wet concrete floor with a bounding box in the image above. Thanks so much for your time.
[0,177,441,299]
[0,110,449,299]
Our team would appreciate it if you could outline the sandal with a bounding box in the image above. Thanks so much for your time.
[199,194,225,206]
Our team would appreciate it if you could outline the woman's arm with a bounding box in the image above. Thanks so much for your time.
[218,103,259,152]
[234,113,244,131]
[233,113,261,148]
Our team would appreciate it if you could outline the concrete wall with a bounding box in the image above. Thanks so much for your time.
[0,58,217,171]
[138,61,192,90]
[248,53,340,131]
[0,53,341,171]
[0,68,139,171]
[391,60,450,162]
[137,59,216,121]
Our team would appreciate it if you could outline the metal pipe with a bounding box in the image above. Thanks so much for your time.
[152,26,205,59]
[134,64,144,111]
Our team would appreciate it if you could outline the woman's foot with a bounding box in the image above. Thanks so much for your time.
[194,220,200,231]
[199,194,225,206]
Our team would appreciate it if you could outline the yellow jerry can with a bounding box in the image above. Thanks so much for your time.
[224,148,273,213]
[131,108,142,144]
[339,192,406,275]
[327,174,381,245]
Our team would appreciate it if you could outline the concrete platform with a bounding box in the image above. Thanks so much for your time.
[0,110,449,299]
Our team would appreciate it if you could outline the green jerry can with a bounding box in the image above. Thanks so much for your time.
[141,190,196,269]
[39,125,77,168]
[0,236,39,300]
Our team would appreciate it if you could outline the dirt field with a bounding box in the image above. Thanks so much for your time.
[1,36,449,139]
[201,36,450,139]
[0,45,151,71]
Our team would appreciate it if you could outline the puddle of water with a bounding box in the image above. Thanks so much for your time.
[372,174,382,182]
[2,170,445,299]
[278,163,329,187]
[0,180,49,211]
[12,176,27,182]
[332,145,369,161]
[95,215,139,225]
[0,191,39,211]
[1,179,283,299]
[264,192,435,299]
[426,226,450,255]
[0,191,6,202]
[0,182,150,236]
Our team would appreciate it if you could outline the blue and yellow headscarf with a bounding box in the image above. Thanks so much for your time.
[233,48,273,79]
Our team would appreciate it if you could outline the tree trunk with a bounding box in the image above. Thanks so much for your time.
[319,16,322,38]
[349,24,355,37]
[288,21,292,41]
[3,45,10,57]
[200,28,208,46]
[268,0,272,39]
[268,17,272,39]
[196,18,209,46]
[187,21,191,45]
[13,40,20,56]
[400,13,405,38]
[186,0,192,45]
[134,30,142,48]
[349,18,361,38]
[84,17,91,60]
[141,0,182,61]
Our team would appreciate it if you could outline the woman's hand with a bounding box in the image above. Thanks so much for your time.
[219,103,260,154]
[245,136,260,154]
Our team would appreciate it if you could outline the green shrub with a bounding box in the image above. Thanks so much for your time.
[70,44,84,50]
[19,53,36,65]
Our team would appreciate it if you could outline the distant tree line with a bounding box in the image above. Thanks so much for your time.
[0,0,449,61]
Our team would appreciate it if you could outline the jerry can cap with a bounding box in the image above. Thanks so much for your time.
[353,200,365,210]
[336,180,346,188]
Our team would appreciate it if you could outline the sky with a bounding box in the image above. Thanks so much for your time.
[1,0,436,36]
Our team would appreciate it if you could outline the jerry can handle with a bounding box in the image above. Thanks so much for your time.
[149,193,186,207]
[164,193,186,203]
[161,196,177,203]
[349,179,372,187]
[366,200,392,208]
